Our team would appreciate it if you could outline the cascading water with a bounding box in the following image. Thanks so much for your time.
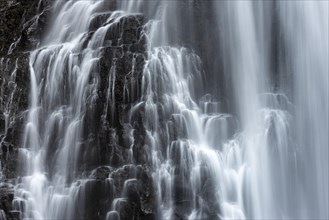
[5,0,327,220]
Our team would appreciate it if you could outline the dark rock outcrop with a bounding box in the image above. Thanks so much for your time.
[0,0,51,178]
[0,182,14,219]
[0,0,51,218]
[77,12,153,220]
[0,0,51,56]
[88,14,147,170]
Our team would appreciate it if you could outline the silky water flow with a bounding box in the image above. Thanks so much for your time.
[8,0,328,220]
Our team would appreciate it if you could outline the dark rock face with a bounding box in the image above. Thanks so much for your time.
[0,1,170,220]
[109,165,154,220]
[0,182,14,219]
[74,12,153,219]
[0,0,51,178]
[1,1,151,217]
[78,13,148,175]
[0,0,51,55]
[0,0,51,217]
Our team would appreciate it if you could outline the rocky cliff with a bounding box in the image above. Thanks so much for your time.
[0,0,155,219]
[0,0,51,218]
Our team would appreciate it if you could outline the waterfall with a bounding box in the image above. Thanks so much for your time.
[8,0,328,220]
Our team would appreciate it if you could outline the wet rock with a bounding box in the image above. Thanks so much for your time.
[113,199,135,220]
[95,14,146,171]
[109,144,126,167]
[8,210,21,219]
[1,2,151,220]
[0,115,5,134]
[4,112,26,146]
[89,166,113,180]
[0,0,51,185]
[113,197,154,220]
[109,165,154,217]
[81,178,117,220]
[89,12,112,32]
[0,3,51,220]
[124,179,140,204]
[0,0,51,55]
[77,180,104,220]
[105,22,121,41]
[0,182,14,217]
[0,140,19,180]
